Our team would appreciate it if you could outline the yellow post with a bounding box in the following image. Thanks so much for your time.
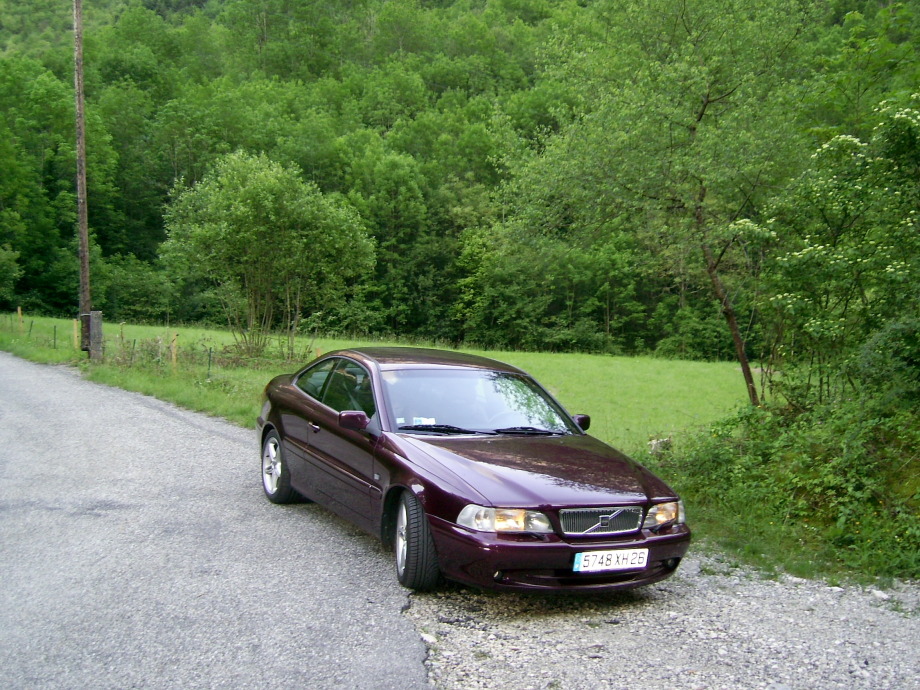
[17,306,22,334]
[171,332,178,373]
[73,319,79,349]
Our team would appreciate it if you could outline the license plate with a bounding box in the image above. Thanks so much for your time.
[573,548,648,573]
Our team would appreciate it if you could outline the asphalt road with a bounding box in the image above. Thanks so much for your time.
[0,352,429,689]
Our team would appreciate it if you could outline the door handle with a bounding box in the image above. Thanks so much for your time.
[309,422,321,433]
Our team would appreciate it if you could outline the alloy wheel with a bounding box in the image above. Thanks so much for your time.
[396,501,408,576]
[262,438,281,495]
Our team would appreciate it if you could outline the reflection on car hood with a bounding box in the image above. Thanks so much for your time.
[401,434,667,507]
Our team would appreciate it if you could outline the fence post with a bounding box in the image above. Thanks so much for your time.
[207,346,212,380]
[73,319,79,350]
[89,311,103,362]
[171,332,178,373]
[17,306,22,334]
[54,324,57,349]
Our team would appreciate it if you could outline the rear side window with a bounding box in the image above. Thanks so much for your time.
[322,360,377,418]
[296,358,337,400]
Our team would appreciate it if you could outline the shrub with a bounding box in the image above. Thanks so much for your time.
[670,399,920,578]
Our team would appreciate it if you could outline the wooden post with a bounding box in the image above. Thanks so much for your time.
[89,311,103,362]
[74,0,92,354]
[17,306,22,334]
[171,332,178,373]
[73,319,79,349]
[315,348,321,359]
[54,324,57,349]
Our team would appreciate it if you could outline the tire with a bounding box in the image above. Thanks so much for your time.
[395,490,441,591]
[261,431,296,504]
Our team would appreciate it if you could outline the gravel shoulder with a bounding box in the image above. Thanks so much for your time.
[407,550,920,690]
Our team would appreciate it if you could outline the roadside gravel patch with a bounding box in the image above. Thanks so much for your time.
[407,552,920,690]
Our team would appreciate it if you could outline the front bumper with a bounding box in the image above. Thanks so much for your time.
[429,516,691,592]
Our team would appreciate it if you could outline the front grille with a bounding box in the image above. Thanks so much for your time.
[559,506,643,536]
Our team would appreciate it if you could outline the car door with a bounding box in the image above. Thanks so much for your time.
[304,358,380,528]
[282,357,338,496]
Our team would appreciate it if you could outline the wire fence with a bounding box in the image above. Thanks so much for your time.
[0,313,324,375]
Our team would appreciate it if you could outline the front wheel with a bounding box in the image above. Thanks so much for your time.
[395,491,441,591]
[261,432,296,504]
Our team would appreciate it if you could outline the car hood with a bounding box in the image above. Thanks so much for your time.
[399,433,674,508]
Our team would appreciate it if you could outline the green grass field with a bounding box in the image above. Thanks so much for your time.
[0,313,749,454]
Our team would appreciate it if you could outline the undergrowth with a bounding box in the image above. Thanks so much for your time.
[649,400,920,580]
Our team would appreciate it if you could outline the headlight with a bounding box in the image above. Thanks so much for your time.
[457,505,554,533]
[643,500,685,529]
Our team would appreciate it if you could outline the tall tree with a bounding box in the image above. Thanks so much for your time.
[504,0,817,400]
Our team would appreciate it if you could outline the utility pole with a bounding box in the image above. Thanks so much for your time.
[74,0,101,360]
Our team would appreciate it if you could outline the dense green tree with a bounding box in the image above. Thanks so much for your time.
[0,244,21,305]
[0,54,120,310]
[163,152,374,355]
[811,3,920,139]
[763,104,920,403]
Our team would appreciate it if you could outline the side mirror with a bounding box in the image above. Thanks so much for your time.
[573,414,591,431]
[339,410,370,431]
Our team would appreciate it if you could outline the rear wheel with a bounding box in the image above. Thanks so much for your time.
[262,432,296,504]
[395,491,441,591]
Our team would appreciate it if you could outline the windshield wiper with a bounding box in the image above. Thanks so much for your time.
[398,424,495,435]
[492,426,566,436]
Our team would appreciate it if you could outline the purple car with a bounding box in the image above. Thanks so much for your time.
[257,347,690,592]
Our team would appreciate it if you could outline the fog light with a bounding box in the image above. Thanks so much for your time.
[493,570,503,582]
[665,558,680,570]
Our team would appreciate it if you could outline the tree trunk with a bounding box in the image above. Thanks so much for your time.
[702,243,760,406]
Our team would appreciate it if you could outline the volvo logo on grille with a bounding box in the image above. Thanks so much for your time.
[587,509,624,533]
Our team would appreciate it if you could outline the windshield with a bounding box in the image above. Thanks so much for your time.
[380,369,578,435]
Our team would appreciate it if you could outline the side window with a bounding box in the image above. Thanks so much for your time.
[322,360,377,418]
[295,358,337,400]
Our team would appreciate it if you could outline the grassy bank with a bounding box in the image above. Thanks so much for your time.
[654,402,920,582]
[0,313,748,453]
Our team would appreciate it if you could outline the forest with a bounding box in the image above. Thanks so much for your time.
[1,0,915,354]
[2,0,920,573]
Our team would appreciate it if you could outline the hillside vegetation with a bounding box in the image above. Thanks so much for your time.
[1,0,919,578]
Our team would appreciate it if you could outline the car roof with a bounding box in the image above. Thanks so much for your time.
[332,347,527,374]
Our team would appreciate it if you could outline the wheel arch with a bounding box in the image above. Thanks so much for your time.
[380,481,428,548]
[260,423,277,449]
